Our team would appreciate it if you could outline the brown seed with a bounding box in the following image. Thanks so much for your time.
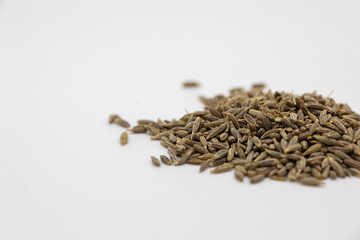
[210,157,227,167]
[169,152,179,165]
[344,159,360,169]
[186,158,205,165]
[206,123,227,140]
[234,166,244,181]
[296,157,306,173]
[210,163,233,174]
[313,136,343,146]
[114,117,131,128]
[329,170,337,179]
[250,174,265,184]
[109,114,118,124]
[200,136,207,150]
[199,159,211,172]
[120,132,128,145]
[151,156,161,167]
[212,149,229,160]
[329,158,345,178]
[300,177,324,187]
[193,144,208,154]
[303,144,322,156]
[244,113,258,127]
[191,117,201,138]
[311,168,323,180]
[160,155,172,165]
[227,145,235,161]
[285,143,302,153]
[255,158,278,167]
[270,175,287,181]
[219,132,229,141]
[137,119,157,125]
[178,149,193,165]
[288,168,297,181]
[230,159,248,166]
[322,165,330,179]
[348,168,360,178]
[183,81,200,87]
[198,153,214,160]
[254,151,267,162]
[130,125,147,133]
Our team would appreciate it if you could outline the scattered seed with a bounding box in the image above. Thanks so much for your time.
[120,132,128,145]
[183,81,200,87]
[151,156,161,167]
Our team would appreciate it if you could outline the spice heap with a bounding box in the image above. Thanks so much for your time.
[111,84,360,186]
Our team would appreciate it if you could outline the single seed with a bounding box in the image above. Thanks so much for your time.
[234,166,244,181]
[151,156,161,167]
[210,163,233,174]
[114,117,131,128]
[120,132,128,145]
[183,81,200,87]
[250,174,265,184]
[160,155,172,165]
[130,125,147,133]
[300,177,324,187]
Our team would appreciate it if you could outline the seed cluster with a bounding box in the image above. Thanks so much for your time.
[113,84,360,186]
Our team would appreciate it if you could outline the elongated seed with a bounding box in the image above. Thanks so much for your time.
[250,174,265,184]
[211,163,233,174]
[300,177,324,186]
[234,166,244,181]
[151,156,161,167]
[160,155,172,165]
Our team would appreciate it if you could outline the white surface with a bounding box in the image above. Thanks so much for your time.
[1,0,360,239]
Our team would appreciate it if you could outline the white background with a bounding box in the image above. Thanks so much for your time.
[1,0,360,239]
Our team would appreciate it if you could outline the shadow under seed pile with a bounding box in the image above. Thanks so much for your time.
[123,85,360,186]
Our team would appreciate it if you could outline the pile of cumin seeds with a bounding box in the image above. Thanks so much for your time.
[125,84,360,186]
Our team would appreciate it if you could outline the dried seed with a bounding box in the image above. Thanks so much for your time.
[322,165,330,179]
[250,174,265,184]
[151,156,161,167]
[120,132,128,145]
[300,177,324,187]
[199,153,214,160]
[199,159,211,172]
[344,159,360,169]
[183,81,200,87]
[200,136,207,149]
[210,163,233,174]
[311,168,323,180]
[160,155,172,165]
[206,123,227,140]
[212,149,229,160]
[255,158,278,167]
[186,158,205,165]
[348,168,360,178]
[288,168,297,181]
[303,144,322,156]
[270,175,287,181]
[234,167,244,181]
[314,135,343,146]
[329,157,345,178]
[130,125,147,133]
[227,145,235,161]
